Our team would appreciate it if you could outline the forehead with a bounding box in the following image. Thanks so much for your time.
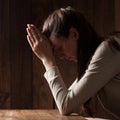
[49,34,65,46]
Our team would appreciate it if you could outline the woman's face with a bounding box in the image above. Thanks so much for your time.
[49,28,79,62]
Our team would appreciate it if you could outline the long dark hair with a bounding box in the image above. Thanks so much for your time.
[42,6,120,116]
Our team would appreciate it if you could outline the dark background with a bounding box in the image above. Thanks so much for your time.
[0,0,119,109]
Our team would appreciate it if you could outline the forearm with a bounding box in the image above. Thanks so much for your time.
[44,66,69,115]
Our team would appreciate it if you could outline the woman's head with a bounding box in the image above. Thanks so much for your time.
[42,6,102,78]
[42,7,79,38]
[42,7,81,62]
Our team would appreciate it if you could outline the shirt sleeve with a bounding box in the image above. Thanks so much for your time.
[44,41,120,115]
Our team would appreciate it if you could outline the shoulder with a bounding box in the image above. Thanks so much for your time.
[93,36,120,59]
[92,41,112,61]
[89,36,120,71]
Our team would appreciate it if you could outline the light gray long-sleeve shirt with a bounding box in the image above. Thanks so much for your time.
[44,37,120,120]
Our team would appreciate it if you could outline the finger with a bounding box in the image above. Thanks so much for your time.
[30,24,40,35]
[26,28,36,43]
[30,24,45,41]
[27,35,34,47]
[27,24,31,28]
[29,26,40,41]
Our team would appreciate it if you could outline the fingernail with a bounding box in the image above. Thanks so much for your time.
[27,24,31,28]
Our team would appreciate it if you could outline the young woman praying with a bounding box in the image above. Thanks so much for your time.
[26,7,120,120]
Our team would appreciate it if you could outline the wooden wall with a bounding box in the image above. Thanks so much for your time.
[115,0,120,38]
[0,0,115,109]
[0,0,33,109]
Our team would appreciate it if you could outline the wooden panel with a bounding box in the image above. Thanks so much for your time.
[93,0,114,36]
[0,0,11,108]
[115,0,120,31]
[31,0,55,27]
[9,0,33,108]
[115,0,120,38]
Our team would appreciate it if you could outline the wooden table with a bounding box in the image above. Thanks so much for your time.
[0,110,107,120]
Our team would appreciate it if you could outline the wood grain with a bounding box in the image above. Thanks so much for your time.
[0,110,106,120]
[9,0,33,108]
[115,0,120,38]
[0,0,11,108]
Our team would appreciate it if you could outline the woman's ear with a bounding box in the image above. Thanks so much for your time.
[69,27,79,41]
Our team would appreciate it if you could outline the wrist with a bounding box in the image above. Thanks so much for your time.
[42,57,57,71]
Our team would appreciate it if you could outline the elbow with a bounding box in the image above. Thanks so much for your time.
[59,106,79,116]
[59,109,70,116]
[59,106,77,116]
[58,102,71,115]
[60,111,67,116]
[57,91,78,115]
[58,99,79,115]
[58,94,75,115]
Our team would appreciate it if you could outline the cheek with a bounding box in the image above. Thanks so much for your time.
[55,47,66,57]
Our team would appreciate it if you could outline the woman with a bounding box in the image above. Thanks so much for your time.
[26,7,120,120]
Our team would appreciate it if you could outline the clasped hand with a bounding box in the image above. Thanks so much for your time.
[26,24,54,63]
